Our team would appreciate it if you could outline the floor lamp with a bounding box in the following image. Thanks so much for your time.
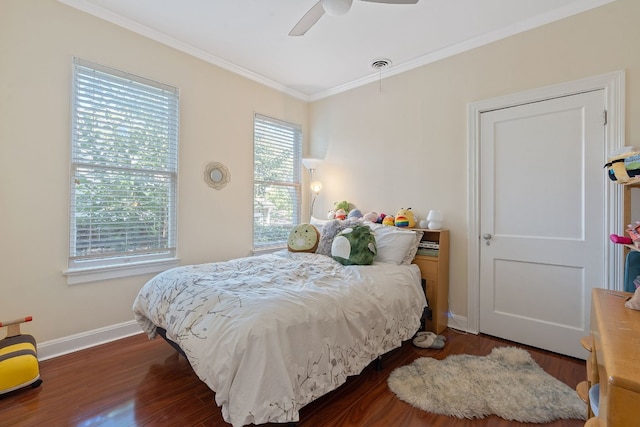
[302,158,322,218]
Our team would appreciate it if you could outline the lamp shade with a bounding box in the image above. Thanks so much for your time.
[427,210,443,221]
[302,157,322,171]
[310,181,322,194]
[427,210,444,230]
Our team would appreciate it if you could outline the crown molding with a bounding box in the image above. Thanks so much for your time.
[59,0,615,102]
[57,0,310,101]
[309,0,616,100]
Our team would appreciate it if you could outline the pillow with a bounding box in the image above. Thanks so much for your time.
[368,222,423,265]
[402,229,424,265]
[310,216,329,234]
[316,218,362,256]
[287,223,320,253]
[331,225,377,266]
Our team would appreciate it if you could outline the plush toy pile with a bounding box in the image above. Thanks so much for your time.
[327,202,418,228]
[287,201,427,266]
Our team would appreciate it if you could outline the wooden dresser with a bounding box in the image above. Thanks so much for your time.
[585,288,640,426]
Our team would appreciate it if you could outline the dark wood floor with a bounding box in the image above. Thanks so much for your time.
[0,329,587,427]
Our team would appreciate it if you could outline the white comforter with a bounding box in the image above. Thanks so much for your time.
[133,251,425,426]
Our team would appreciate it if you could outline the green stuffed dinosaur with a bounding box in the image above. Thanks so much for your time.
[331,224,377,266]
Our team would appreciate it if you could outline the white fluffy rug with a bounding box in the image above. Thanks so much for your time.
[387,346,586,423]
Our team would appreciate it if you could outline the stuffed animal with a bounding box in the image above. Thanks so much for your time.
[331,225,377,266]
[287,224,320,253]
[363,211,378,222]
[394,207,416,228]
[382,215,396,226]
[334,208,347,220]
[334,200,350,212]
[327,210,336,219]
[347,208,363,219]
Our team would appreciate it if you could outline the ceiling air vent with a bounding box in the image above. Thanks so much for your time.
[370,58,392,70]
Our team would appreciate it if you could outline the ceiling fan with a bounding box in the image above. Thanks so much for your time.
[289,0,419,36]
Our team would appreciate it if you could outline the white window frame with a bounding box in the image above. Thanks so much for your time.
[64,58,179,284]
[253,113,302,252]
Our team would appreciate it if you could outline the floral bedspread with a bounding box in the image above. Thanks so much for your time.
[132,251,425,427]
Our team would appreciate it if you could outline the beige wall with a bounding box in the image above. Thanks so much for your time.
[309,0,640,318]
[2,0,637,345]
[0,0,308,342]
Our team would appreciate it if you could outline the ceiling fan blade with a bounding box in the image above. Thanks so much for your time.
[289,1,326,36]
[360,0,419,4]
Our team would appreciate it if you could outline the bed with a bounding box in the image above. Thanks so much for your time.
[132,221,427,427]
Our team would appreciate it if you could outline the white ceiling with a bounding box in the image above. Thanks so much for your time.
[59,0,613,101]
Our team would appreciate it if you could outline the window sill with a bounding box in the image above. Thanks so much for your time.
[64,258,180,285]
[252,246,286,256]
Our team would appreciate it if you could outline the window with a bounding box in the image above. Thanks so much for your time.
[253,114,302,250]
[66,58,179,283]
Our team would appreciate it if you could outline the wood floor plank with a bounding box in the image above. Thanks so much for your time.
[0,329,586,427]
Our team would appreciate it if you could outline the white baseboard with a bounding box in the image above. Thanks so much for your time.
[38,320,143,361]
[446,312,472,333]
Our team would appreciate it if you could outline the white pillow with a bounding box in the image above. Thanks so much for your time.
[402,229,424,265]
[367,222,423,265]
[310,216,330,234]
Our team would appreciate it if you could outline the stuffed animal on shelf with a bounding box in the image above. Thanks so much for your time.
[394,207,416,227]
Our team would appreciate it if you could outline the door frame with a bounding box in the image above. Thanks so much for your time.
[466,71,625,334]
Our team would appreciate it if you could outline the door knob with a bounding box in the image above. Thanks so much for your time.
[482,233,492,240]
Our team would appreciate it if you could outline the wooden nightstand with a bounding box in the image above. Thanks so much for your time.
[410,229,449,334]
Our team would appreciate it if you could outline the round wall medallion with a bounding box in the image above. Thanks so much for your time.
[204,162,230,190]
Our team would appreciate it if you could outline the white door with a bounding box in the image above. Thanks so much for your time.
[479,89,606,359]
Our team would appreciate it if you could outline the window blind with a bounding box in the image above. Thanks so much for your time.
[69,58,179,268]
[253,114,302,249]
